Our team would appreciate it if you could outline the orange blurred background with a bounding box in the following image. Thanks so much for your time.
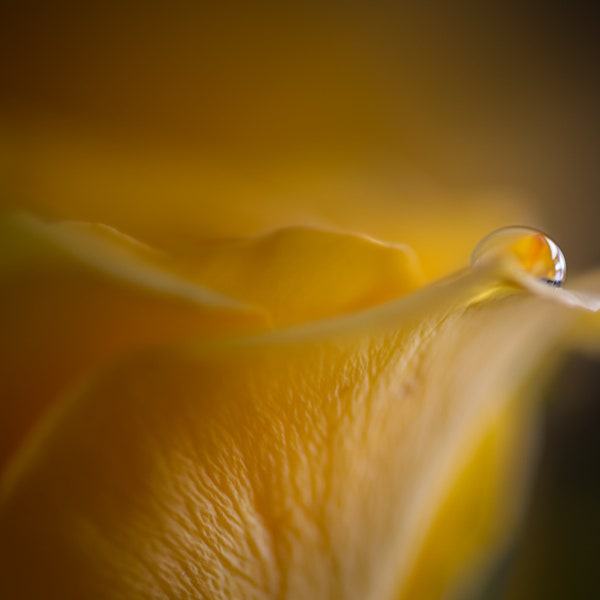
[2,2,599,270]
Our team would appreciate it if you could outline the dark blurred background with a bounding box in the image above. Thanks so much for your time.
[502,355,600,599]
[2,2,600,597]
[2,2,600,266]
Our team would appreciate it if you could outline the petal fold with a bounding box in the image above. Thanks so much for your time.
[0,214,265,472]
[2,262,598,599]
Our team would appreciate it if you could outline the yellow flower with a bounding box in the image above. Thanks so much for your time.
[1,205,599,599]
[1,5,598,598]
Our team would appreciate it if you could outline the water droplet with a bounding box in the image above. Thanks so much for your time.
[471,226,567,286]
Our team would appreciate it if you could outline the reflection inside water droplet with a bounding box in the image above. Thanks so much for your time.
[471,226,567,287]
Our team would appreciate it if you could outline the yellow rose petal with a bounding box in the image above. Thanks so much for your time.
[0,216,424,481]
[0,214,265,472]
[1,260,596,599]
[179,226,424,326]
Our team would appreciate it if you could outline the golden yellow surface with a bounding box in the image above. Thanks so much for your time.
[1,213,598,599]
[1,6,599,597]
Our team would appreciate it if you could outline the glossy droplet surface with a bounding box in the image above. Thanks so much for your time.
[471,227,567,286]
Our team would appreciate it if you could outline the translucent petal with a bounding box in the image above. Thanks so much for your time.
[2,258,598,599]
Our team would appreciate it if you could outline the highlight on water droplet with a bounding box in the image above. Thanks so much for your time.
[470,226,567,287]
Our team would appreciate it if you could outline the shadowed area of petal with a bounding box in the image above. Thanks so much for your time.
[0,216,426,483]
[0,214,266,474]
[1,264,597,599]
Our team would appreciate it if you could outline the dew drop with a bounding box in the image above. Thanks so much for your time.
[471,226,567,286]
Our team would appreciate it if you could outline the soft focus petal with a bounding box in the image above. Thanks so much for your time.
[1,261,596,599]
[179,227,424,326]
[0,217,424,474]
[0,214,265,472]
[0,122,531,281]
